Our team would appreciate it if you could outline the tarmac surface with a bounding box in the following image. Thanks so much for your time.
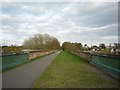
[2,52,59,88]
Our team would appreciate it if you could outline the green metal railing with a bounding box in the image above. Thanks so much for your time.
[90,53,120,79]
[71,51,120,79]
[1,54,28,72]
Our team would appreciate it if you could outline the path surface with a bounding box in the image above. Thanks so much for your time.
[2,52,59,88]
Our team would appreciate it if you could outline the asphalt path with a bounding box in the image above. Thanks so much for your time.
[2,52,59,88]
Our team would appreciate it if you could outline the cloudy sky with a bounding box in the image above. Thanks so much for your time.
[0,2,118,46]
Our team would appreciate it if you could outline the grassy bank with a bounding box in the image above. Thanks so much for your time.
[33,51,119,88]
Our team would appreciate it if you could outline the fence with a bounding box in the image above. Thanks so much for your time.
[2,54,28,72]
[71,51,120,79]
[1,50,57,72]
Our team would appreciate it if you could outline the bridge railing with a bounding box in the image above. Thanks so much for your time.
[71,51,120,79]
[1,50,57,72]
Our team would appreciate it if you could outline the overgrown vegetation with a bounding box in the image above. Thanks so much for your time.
[2,45,23,55]
[62,42,83,51]
[33,51,118,88]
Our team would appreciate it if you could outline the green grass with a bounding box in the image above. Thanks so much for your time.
[33,51,119,88]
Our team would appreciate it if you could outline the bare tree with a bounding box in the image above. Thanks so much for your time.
[22,33,60,50]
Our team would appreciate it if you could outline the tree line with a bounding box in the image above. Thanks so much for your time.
[2,33,119,54]
[62,42,120,53]
[62,42,108,52]
[2,45,23,55]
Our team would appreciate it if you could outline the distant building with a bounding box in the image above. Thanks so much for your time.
[108,43,120,54]
[91,45,100,52]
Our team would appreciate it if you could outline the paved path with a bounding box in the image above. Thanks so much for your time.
[2,52,59,88]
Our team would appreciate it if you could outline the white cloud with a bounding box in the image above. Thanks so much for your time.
[0,2,118,46]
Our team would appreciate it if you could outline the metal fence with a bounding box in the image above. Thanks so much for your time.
[1,54,28,72]
[90,53,120,79]
[71,51,120,79]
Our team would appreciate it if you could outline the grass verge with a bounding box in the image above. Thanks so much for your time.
[33,51,119,88]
